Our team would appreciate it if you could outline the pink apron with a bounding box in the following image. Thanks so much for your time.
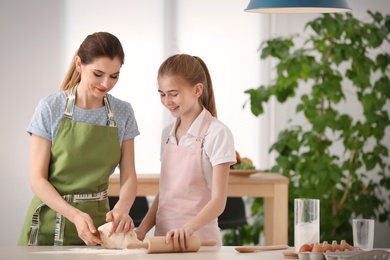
[155,110,221,246]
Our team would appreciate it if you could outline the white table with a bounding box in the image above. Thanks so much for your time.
[3,246,390,260]
[0,246,294,260]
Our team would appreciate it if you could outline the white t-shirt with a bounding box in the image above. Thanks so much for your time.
[160,108,236,188]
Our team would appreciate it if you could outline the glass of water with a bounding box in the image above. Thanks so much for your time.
[294,198,320,252]
[352,219,374,250]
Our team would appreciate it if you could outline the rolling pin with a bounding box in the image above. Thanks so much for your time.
[127,236,217,253]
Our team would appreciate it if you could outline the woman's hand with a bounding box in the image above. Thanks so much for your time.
[72,211,103,246]
[105,208,134,237]
[107,138,137,237]
[165,224,195,252]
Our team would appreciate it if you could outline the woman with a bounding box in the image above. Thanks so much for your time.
[135,54,236,250]
[18,32,139,246]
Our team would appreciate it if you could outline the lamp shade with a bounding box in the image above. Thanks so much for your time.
[245,0,351,13]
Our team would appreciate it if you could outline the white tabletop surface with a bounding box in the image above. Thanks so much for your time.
[0,246,295,260]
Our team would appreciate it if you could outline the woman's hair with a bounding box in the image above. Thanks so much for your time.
[60,32,125,90]
[157,54,217,117]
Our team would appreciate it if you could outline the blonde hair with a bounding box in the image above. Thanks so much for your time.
[157,54,217,117]
[60,32,125,90]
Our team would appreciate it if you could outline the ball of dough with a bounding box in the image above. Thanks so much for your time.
[98,222,143,249]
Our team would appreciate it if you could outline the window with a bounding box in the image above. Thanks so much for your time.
[64,0,267,172]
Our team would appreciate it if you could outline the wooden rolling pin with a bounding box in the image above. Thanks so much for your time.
[127,236,216,253]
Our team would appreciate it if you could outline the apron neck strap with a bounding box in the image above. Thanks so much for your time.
[63,85,77,120]
[103,95,116,127]
[196,110,213,143]
[63,84,117,127]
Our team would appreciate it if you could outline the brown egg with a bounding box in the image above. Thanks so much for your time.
[299,244,312,252]
[322,241,334,252]
[332,240,342,251]
[340,240,354,251]
[312,243,324,253]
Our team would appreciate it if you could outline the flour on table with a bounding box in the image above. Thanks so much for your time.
[98,222,144,249]
[31,247,145,255]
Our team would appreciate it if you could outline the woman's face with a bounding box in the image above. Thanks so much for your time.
[76,56,122,99]
[158,75,202,118]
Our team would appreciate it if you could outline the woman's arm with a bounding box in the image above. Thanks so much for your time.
[166,162,230,249]
[30,134,102,245]
[105,138,137,235]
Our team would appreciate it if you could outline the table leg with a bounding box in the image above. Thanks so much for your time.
[264,183,288,245]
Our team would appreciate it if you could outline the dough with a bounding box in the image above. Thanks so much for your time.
[98,222,143,249]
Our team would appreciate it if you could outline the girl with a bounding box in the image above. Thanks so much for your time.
[136,54,236,250]
[18,32,139,246]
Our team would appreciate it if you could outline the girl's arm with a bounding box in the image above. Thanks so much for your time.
[135,193,160,240]
[106,138,138,235]
[30,134,103,245]
[166,162,230,249]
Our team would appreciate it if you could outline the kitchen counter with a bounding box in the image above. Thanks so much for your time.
[109,172,290,245]
[0,246,294,260]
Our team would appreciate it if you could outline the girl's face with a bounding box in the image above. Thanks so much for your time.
[76,56,122,99]
[158,75,202,118]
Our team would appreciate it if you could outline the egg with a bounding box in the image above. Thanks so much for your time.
[299,244,312,252]
[332,240,342,251]
[322,241,334,252]
[340,240,354,251]
[312,243,324,253]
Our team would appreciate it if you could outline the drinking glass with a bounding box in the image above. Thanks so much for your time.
[294,198,320,252]
[352,219,374,250]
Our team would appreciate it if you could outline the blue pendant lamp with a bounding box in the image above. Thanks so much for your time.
[245,0,351,13]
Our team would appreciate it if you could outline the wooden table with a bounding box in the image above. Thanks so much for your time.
[0,246,294,260]
[109,172,289,246]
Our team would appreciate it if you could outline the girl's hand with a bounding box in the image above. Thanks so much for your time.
[134,228,145,241]
[105,209,134,237]
[165,224,194,252]
[73,211,103,246]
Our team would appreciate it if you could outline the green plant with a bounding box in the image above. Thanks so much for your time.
[243,11,390,246]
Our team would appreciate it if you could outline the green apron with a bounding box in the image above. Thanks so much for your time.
[18,85,121,246]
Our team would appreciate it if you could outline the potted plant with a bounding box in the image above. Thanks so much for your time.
[227,11,390,246]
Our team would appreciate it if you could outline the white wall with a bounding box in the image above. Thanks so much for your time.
[0,0,389,247]
[0,0,63,246]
